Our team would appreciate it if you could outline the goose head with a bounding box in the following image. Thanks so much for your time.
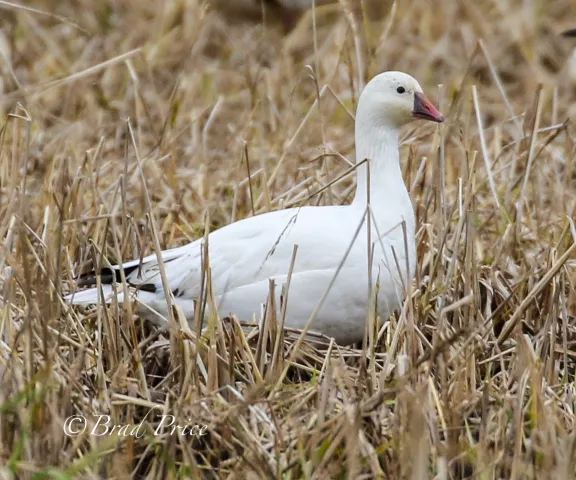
[357,71,444,130]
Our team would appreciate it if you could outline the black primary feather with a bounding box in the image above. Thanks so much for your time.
[77,264,141,288]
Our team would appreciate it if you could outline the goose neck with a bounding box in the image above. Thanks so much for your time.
[352,121,405,206]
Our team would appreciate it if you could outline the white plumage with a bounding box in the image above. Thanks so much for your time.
[66,71,443,345]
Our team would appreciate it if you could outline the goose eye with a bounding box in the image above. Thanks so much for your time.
[396,86,406,94]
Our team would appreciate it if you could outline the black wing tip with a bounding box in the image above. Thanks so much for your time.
[76,265,141,287]
[138,283,157,293]
[74,264,157,292]
[77,277,98,288]
[77,268,115,287]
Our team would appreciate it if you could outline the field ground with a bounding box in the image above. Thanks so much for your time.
[1,0,576,478]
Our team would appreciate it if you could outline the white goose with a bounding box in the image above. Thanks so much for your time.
[66,72,443,345]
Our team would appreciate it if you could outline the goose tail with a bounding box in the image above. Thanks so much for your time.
[64,285,125,305]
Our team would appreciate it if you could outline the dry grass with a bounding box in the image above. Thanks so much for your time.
[1,0,576,478]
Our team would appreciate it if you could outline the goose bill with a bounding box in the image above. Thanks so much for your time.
[412,92,444,123]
